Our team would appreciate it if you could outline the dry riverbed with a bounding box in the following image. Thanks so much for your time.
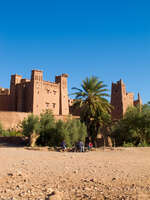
[0,147,150,200]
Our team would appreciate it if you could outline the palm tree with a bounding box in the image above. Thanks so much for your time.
[72,76,111,140]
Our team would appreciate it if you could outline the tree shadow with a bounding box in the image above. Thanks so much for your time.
[0,136,29,148]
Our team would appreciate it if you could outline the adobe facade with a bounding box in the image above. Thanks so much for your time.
[111,79,142,120]
[0,71,142,129]
[0,70,69,116]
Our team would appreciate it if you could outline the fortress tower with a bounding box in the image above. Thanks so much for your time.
[0,70,69,116]
[55,74,69,115]
[111,79,142,120]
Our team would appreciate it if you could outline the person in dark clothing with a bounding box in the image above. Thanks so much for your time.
[61,141,66,150]
[79,141,84,152]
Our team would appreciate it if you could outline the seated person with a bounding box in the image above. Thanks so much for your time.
[88,142,93,150]
[61,141,66,150]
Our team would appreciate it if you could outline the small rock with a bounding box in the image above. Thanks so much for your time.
[10,198,17,200]
[17,171,22,176]
[46,188,54,193]
[90,178,95,182]
[73,170,78,174]
[8,173,13,177]
[48,191,63,200]
[16,185,20,190]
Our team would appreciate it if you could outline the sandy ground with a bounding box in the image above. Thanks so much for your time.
[0,147,150,200]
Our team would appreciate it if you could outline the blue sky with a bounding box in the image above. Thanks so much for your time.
[0,0,150,103]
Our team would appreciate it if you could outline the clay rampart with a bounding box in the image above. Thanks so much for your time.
[54,115,80,121]
[0,111,80,130]
[0,112,30,130]
[0,95,11,111]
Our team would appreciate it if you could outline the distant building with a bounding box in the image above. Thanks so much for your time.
[111,79,142,120]
[0,72,143,129]
[0,70,69,115]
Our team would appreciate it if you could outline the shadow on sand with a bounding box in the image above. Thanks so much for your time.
[0,136,28,148]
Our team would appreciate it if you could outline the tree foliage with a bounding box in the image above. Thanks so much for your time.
[21,111,87,147]
[21,114,41,146]
[72,76,111,141]
[0,122,3,135]
[38,110,56,146]
[38,117,87,147]
[112,105,150,146]
[21,114,40,137]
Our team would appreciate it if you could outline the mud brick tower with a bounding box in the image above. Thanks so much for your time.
[111,79,142,120]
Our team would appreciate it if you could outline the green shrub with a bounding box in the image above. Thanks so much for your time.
[52,119,87,147]
[0,122,3,135]
[38,118,87,147]
[1,130,22,137]
[54,120,70,147]
[112,105,150,147]
[138,141,150,147]
[65,119,87,147]
[21,114,40,137]
[37,110,56,146]
[21,110,87,147]
[123,142,135,147]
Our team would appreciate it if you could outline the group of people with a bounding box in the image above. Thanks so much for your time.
[61,139,93,152]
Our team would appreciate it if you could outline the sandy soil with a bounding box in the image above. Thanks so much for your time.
[0,147,150,200]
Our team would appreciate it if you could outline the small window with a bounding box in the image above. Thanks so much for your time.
[47,89,50,94]
[46,102,50,108]
[52,103,56,108]
[53,90,56,95]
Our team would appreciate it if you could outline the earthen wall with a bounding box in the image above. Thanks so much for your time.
[124,92,134,114]
[0,95,11,111]
[111,79,142,120]
[0,111,30,130]
[0,111,79,130]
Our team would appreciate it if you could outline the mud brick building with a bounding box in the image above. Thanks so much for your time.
[0,71,142,129]
[0,70,69,116]
[111,79,142,120]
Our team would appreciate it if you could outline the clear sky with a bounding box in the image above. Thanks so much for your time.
[0,0,150,103]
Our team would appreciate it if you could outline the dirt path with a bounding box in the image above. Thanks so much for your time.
[0,147,150,199]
